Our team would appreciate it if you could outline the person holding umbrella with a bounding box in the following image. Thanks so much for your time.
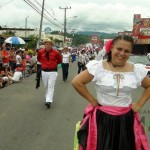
[37,38,62,109]
[5,36,25,45]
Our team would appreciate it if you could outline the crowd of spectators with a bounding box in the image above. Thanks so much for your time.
[0,43,37,89]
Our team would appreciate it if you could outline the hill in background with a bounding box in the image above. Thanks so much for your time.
[77,31,118,39]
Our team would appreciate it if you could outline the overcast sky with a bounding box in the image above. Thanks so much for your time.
[0,0,150,33]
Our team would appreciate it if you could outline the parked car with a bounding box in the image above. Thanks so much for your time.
[128,55,150,77]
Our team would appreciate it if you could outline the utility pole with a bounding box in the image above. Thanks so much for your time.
[59,6,71,46]
[71,28,76,36]
[25,16,29,37]
[37,0,45,47]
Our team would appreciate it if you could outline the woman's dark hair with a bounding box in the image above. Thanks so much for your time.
[106,35,134,62]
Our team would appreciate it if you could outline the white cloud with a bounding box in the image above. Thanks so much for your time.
[0,0,150,33]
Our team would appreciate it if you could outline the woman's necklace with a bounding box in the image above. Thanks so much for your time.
[110,61,126,68]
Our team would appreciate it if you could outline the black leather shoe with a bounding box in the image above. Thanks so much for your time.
[45,102,51,108]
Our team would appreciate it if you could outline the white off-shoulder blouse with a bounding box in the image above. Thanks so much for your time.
[86,60,148,107]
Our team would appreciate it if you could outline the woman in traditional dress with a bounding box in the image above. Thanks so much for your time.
[72,35,150,150]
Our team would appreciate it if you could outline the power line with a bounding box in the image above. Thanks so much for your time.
[34,0,54,18]
[33,0,64,27]
[23,0,62,29]
[35,0,70,30]
[34,0,64,26]
[0,0,15,7]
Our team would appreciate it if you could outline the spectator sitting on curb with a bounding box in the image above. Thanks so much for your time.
[8,67,23,83]
[0,77,3,88]
[0,76,8,88]
[0,68,9,87]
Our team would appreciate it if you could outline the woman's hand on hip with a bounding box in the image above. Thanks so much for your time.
[91,100,99,107]
[132,102,142,113]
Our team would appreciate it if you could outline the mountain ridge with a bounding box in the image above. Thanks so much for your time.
[76,31,118,39]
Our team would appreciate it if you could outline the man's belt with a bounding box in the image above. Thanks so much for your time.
[42,68,57,72]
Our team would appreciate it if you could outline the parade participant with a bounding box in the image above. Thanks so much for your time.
[71,50,76,63]
[77,49,88,74]
[72,35,150,150]
[61,46,71,82]
[35,47,42,89]
[37,39,62,109]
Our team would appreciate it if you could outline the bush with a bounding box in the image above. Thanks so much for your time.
[28,49,35,55]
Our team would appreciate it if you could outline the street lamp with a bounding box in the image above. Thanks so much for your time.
[66,16,77,20]
[66,16,77,32]
[25,16,29,37]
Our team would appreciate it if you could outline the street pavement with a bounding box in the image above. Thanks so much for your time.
[0,62,89,150]
[0,61,150,150]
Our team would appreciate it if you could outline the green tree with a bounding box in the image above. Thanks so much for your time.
[71,34,90,46]
[26,35,38,49]
[2,30,15,36]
